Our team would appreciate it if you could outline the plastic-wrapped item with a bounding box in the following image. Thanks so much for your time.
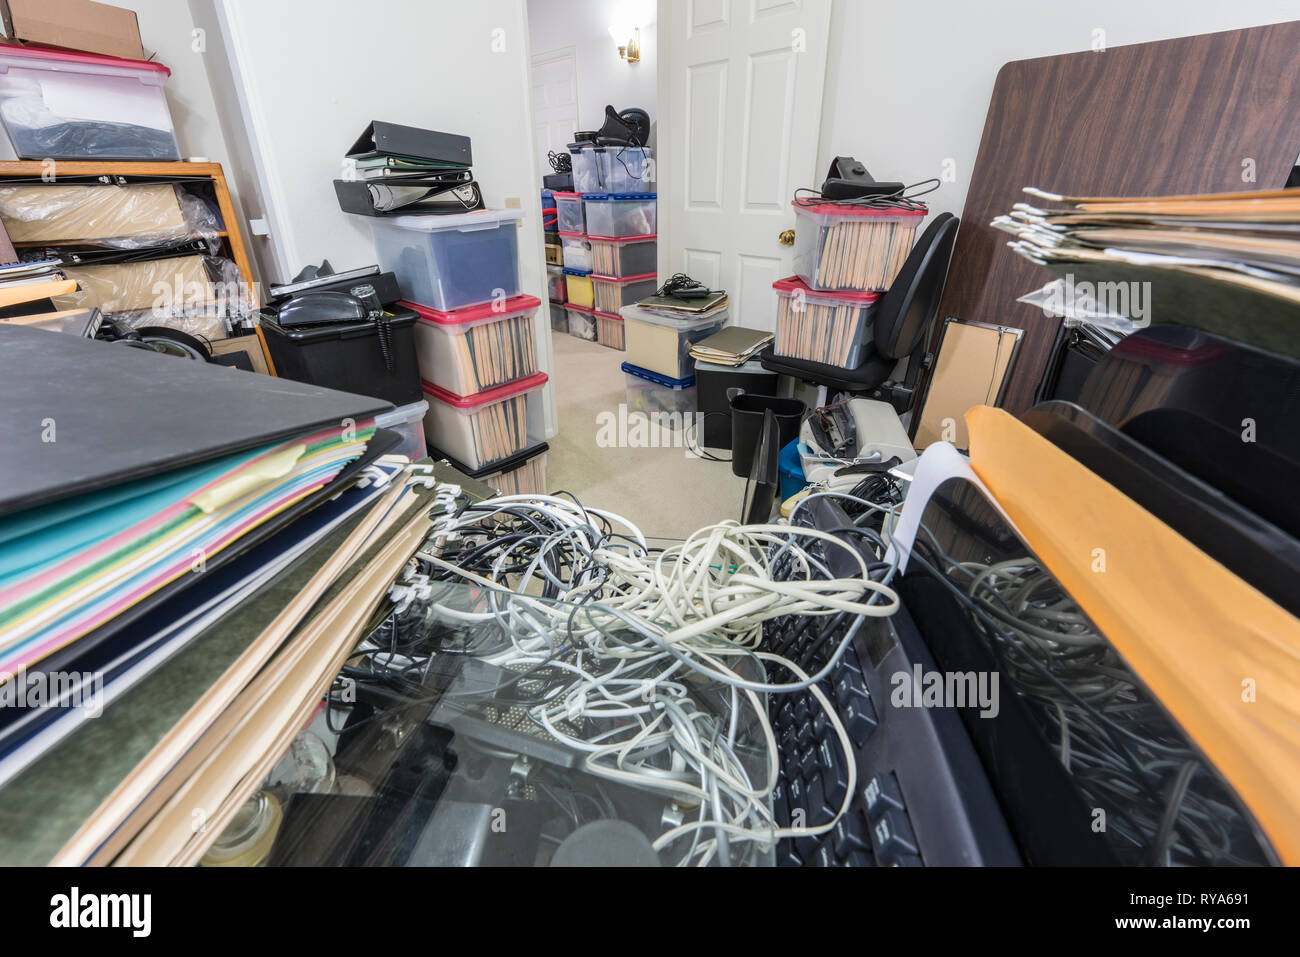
[53,255,249,337]
[0,183,220,246]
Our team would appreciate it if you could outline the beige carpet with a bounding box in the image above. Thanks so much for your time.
[545,332,746,541]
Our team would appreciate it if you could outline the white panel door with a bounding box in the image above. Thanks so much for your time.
[531,50,579,173]
[659,0,831,332]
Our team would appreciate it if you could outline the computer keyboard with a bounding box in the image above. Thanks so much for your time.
[764,496,1021,867]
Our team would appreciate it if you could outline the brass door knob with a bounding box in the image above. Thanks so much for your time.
[778,229,795,246]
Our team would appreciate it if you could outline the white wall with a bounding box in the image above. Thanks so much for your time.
[527,0,657,155]
[106,1,262,281]
[210,0,555,431]
[817,0,1300,224]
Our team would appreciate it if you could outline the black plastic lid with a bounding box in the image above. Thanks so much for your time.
[429,440,549,480]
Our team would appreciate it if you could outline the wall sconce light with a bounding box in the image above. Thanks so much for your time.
[616,26,641,63]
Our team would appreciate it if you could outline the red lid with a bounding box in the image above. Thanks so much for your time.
[552,191,583,199]
[772,275,880,302]
[791,200,925,218]
[557,230,588,239]
[592,309,624,321]
[422,371,549,408]
[402,294,540,326]
[0,45,171,76]
[586,234,657,244]
[564,303,595,315]
[589,272,656,284]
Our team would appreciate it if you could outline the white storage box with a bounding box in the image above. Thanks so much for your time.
[421,371,548,471]
[583,193,656,238]
[0,47,181,160]
[566,303,597,341]
[408,293,540,395]
[621,303,727,380]
[553,192,586,233]
[373,399,429,462]
[790,200,924,292]
[622,362,695,425]
[772,276,880,368]
[370,208,523,312]
[559,232,592,271]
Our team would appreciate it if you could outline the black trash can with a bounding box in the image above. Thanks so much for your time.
[728,390,805,478]
[259,305,422,406]
[695,359,781,450]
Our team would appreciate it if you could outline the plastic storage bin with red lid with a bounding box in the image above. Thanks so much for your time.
[587,234,657,277]
[790,200,924,292]
[407,293,540,396]
[565,303,597,341]
[590,272,657,315]
[593,310,625,351]
[421,371,548,471]
[558,232,592,271]
[0,46,180,160]
[772,275,880,368]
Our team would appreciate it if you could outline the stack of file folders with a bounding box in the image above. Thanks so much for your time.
[334,120,485,216]
[688,326,774,367]
[0,326,443,865]
[995,185,1300,360]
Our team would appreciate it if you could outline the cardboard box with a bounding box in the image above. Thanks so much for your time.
[0,0,145,61]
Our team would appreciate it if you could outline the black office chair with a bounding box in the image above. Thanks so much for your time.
[760,212,960,414]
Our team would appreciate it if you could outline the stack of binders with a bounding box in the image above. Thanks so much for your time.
[334,120,484,217]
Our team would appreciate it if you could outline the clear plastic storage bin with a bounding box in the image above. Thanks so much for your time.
[595,311,625,351]
[599,146,655,193]
[621,303,727,380]
[553,192,586,233]
[0,47,181,160]
[546,264,566,302]
[772,276,880,368]
[622,362,695,425]
[588,235,657,277]
[591,272,657,315]
[563,268,594,309]
[549,301,568,332]
[568,143,604,193]
[408,293,540,396]
[370,208,523,311]
[421,371,548,471]
[583,193,656,238]
[566,303,597,341]
[790,200,924,292]
[559,232,592,271]
[373,399,430,462]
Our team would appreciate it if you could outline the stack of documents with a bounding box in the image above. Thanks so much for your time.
[995,186,1300,358]
[0,258,75,313]
[0,325,410,848]
[689,325,774,366]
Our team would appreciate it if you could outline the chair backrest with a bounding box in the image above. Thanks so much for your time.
[873,212,960,361]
